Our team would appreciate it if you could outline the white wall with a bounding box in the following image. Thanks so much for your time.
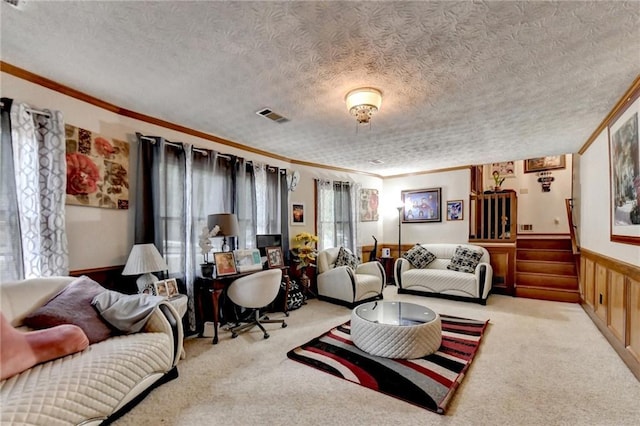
[382,169,471,248]
[484,158,573,234]
[580,131,640,266]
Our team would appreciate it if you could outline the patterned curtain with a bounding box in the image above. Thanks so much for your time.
[9,102,68,278]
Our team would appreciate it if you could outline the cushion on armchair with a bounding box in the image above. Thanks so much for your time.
[402,244,436,268]
[446,246,483,273]
[334,247,359,270]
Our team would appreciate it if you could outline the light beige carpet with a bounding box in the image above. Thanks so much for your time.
[113,287,640,425]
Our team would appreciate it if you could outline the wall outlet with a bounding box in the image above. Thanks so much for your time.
[519,224,533,231]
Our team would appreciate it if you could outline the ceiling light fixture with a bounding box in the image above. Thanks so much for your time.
[345,87,382,125]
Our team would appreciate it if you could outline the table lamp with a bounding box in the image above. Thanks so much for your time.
[207,213,239,252]
[122,243,169,292]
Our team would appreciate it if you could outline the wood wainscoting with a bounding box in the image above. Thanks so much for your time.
[580,248,640,380]
[69,265,138,294]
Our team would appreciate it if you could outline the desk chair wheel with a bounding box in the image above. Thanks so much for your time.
[263,332,270,339]
[231,332,238,338]
[282,322,287,328]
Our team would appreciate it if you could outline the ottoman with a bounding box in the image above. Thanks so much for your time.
[351,301,441,359]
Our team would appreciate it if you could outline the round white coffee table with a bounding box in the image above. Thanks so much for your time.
[351,301,442,359]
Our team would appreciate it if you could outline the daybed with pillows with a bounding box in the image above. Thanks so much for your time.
[316,246,385,307]
[394,243,493,305]
[0,275,183,426]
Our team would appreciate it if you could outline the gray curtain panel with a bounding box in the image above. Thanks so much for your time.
[0,97,23,282]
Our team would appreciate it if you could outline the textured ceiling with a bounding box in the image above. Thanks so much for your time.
[1,1,639,176]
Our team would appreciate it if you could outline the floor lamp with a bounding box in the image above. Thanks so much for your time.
[397,206,403,257]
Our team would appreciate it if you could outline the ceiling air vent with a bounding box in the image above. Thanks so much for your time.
[369,159,384,165]
[256,108,289,123]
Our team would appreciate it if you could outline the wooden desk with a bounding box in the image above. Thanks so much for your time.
[195,267,289,344]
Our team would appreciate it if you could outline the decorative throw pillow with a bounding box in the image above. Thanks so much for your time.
[23,275,114,344]
[334,247,359,270]
[447,246,484,273]
[402,244,436,268]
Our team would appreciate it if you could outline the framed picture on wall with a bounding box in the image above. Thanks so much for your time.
[446,200,464,221]
[359,188,379,222]
[608,85,640,245]
[490,162,516,178]
[291,202,305,225]
[524,155,566,173]
[401,188,442,223]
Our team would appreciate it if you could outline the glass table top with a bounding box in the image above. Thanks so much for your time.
[353,301,437,326]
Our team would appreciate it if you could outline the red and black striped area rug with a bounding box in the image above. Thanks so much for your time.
[287,314,489,414]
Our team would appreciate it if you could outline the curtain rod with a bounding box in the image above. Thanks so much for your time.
[139,135,288,173]
[0,100,51,117]
[139,135,228,158]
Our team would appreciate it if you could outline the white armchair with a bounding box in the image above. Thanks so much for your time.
[316,247,385,307]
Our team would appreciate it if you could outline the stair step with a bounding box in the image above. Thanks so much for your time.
[516,260,576,276]
[516,272,578,290]
[516,250,575,262]
[517,238,572,250]
[515,286,580,303]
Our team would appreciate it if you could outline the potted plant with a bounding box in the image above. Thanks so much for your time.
[198,225,220,277]
[491,170,506,192]
[291,232,318,289]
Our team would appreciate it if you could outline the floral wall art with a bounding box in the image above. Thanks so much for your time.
[65,124,129,209]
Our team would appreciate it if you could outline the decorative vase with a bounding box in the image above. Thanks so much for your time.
[201,263,214,278]
[300,270,310,289]
[494,186,501,192]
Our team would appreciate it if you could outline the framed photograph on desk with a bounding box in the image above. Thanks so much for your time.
[266,246,284,268]
[214,252,237,276]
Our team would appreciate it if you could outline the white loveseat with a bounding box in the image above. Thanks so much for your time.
[0,276,183,426]
[394,243,493,305]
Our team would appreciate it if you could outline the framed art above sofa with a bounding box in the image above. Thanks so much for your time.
[401,188,441,223]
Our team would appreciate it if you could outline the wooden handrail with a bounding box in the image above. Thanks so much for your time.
[566,198,579,255]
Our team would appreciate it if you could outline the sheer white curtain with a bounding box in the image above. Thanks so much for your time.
[235,158,256,249]
[349,182,361,257]
[254,163,280,234]
[9,102,68,278]
[316,179,334,251]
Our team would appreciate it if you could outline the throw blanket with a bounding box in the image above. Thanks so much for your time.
[92,291,166,333]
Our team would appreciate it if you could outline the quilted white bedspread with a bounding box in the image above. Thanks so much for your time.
[1,332,173,426]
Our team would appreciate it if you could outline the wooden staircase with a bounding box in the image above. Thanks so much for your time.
[515,238,579,302]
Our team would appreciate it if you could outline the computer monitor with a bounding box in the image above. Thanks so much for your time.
[256,234,282,257]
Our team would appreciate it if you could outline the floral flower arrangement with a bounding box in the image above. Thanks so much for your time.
[198,225,220,264]
[292,232,318,270]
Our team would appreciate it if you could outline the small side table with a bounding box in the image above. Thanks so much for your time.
[377,257,396,285]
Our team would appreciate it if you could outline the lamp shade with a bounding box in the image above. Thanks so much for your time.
[122,243,168,276]
[345,87,382,112]
[207,213,239,237]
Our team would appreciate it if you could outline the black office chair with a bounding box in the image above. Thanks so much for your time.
[225,269,287,339]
